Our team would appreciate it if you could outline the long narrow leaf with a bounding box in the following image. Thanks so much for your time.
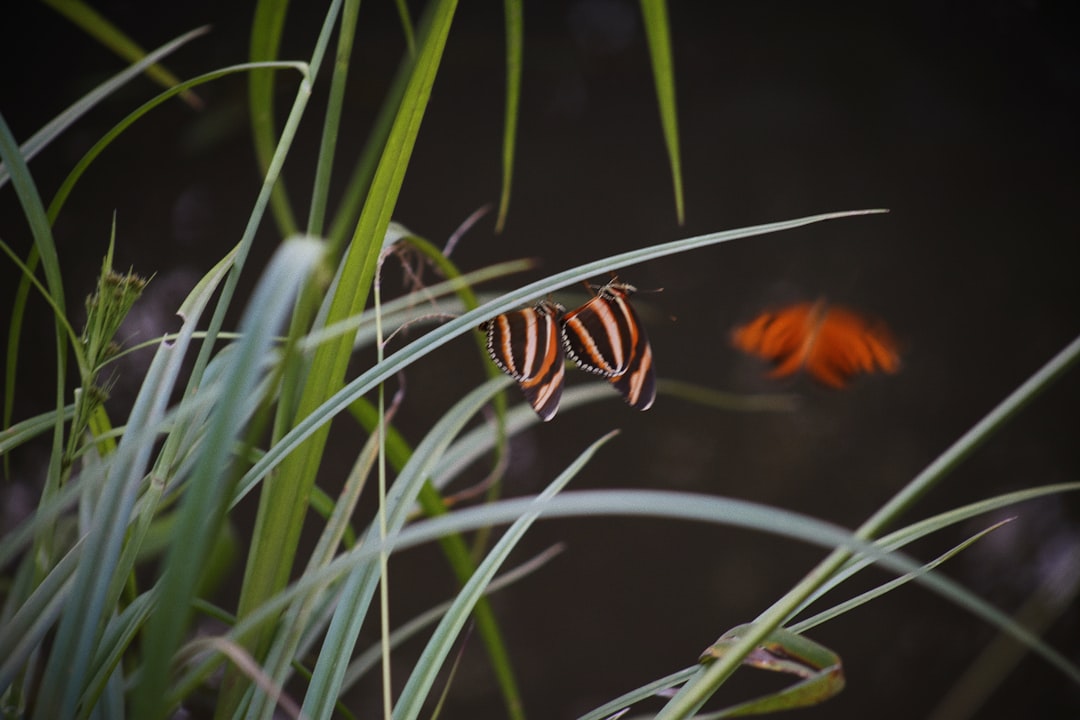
[494,0,523,232]
[0,112,70,531]
[40,0,203,108]
[249,0,299,235]
[232,0,459,694]
[789,520,1014,634]
[47,61,305,223]
[248,421,383,720]
[639,0,684,223]
[299,374,508,720]
[32,314,191,719]
[306,0,361,236]
[789,482,1080,622]
[343,545,564,689]
[0,541,82,691]
[0,26,209,189]
[131,239,323,720]
[392,431,618,720]
[657,333,1080,718]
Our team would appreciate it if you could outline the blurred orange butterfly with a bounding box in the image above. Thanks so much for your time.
[732,299,900,388]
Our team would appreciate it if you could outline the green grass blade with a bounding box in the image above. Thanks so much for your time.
[789,520,1014,634]
[248,0,298,235]
[175,480,1080,715]
[593,503,1054,720]
[343,545,563,690]
[9,236,259,719]
[0,404,75,457]
[78,590,157,719]
[47,61,305,223]
[32,329,189,720]
[40,0,203,109]
[132,238,323,720]
[657,333,1080,719]
[232,0,458,694]
[306,0,361,236]
[0,542,81,691]
[494,0,523,232]
[298,375,506,720]
[0,112,68,349]
[247,425,383,720]
[188,0,340,409]
[580,667,698,720]
[639,0,684,224]
[393,0,417,56]
[0,109,71,605]
[0,26,209,189]
[325,53,413,255]
[789,482,1080,622]
[382,490,1080,692]
[1,27,212,470]
[392,431,618,720]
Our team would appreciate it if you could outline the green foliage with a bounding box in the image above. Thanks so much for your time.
[2,2,1078,720]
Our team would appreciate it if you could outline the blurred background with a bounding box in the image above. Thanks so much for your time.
[2,1,1079,718]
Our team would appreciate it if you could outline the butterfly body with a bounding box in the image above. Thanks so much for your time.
[480,300,566,421]
[733,299,899,388]
[562,281,656,410]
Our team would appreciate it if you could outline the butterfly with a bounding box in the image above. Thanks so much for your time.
[732,299,900,388]
[479,300,567,421]
[561,280,656,410]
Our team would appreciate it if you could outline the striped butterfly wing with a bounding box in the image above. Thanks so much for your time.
[480,301,566,421]
[562,282,656,410]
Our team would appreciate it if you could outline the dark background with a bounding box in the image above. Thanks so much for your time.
[2,1,1079,718]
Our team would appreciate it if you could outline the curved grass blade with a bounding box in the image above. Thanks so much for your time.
[299,375,509,720]
[393,0,417,55]
[788,482,1080,624]
[232,3,460,704]
[306,0,362,236]
[248,0,298,235]
[0,109,73,615]
[78,590,157,719]
[494,0,523,232]
[656,333,1080,719]
[31,315,191,720]
[790,519,1014,635]
[343,545,563,690]
[639,0,684,224]
[246,418,383,720]
[0,404,75,457]
[41,0,203,108]
[46,61,305,222]
[0,541,82,692]
[384,490,1080,691]
[171,483,1080,714]
[392,431,618,720]
[581,667,698,720]
[698,625,844,717]
[0,26,209,189]
[132,238,324,720]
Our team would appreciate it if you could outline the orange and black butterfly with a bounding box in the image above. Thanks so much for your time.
[732,299,899,389]
[480,300,567,421]
[561,280,656,410]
